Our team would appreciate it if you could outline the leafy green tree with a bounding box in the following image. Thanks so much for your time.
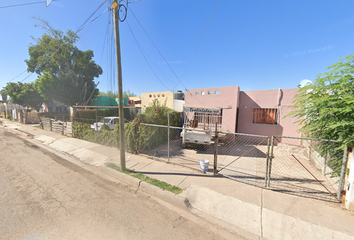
[0,89,7,102]
[3,82,44,111]
[26,20,102,106]
[288,55,354,175]
[289,55,354,147]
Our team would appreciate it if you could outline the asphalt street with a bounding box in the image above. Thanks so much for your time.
[0,128,228,240]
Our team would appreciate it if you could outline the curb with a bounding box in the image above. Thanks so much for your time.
[1,125,247,240]
[4,126,191,212]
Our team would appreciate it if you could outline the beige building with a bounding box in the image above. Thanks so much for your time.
[141,91,174,112]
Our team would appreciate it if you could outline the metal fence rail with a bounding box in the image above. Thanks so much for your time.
[55,114,347,203]
[140,124,216,171]
[136,122,346,203]
[216,132,269,188]
[267,136,343,202]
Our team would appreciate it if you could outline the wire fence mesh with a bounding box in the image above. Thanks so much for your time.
[268,136,343,202]
[140,125,215,172]
[65,113,347,203]
[217,133,269,187]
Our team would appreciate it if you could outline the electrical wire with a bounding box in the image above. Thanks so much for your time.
[100,13,112,65]
[129,9,179,86]
[3,1,110,90]
[0,70,27,88]
[76,0,107,33]
[76,7,110,34]
[178,0,220,87]
[126,20,171,91]
[0,1,46,9]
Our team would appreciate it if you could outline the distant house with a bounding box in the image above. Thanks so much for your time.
[127,96,142,114]
[185,86,300,137]
[141,91,185,113]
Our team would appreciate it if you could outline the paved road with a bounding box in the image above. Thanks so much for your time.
[0,129,230,240]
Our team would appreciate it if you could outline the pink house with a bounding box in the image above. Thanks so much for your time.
[184,86,300,137]
[184,86,240,133]
[238,88,300,137]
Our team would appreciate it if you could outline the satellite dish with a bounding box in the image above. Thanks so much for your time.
[298,79,313,88]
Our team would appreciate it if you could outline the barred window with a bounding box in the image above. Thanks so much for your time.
[253,108,277,124]
[194,109,223,127]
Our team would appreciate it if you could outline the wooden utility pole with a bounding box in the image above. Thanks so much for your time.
[113,0,126,171]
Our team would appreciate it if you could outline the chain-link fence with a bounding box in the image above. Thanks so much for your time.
[267,136,343,202]
[135,123,346,203]
[140,124,216,171]
[67,108,347,203]
[216,132,269,187]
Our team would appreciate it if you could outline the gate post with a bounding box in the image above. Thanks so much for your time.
[168,112,170,163]
[265,137,271,187]
[338,147,349,201]
[95,107,98,131]
[213,123,218,176]
[266,136,275,187]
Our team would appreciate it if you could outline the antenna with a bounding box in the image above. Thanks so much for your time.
[298,79,313,88]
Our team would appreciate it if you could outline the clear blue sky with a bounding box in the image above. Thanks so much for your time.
[1,0,354,98]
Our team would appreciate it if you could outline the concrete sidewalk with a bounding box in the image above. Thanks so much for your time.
[2,120,354,240]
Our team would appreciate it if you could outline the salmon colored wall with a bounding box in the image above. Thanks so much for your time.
[238,88,300,137]
[184,86,240,132]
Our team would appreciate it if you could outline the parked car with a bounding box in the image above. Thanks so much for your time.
[91,117,129,131]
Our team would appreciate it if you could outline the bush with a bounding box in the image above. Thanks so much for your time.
[73,108,133,124]
[125,99,182,153]
[72,100,182,153]
[72,121,120,147]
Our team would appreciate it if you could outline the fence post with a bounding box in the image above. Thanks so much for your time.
[267,136,275,187]
[337,147,349,201]
[265,137,271,187]
[168,112,170,163]
[213,123,218,176]
[95,107,98,131]
[49,119,52,132]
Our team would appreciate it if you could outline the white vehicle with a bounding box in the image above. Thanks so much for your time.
[181,106,222,149]
[91,117,129,131]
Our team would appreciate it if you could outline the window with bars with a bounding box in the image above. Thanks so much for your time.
[253,108,278,124]
[194,109,223,127]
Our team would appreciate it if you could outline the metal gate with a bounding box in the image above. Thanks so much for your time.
[266,136,345,202]
[217,132,270,188]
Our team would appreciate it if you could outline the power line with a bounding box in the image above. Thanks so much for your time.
[126,20,171,91]
[129,9,180,87]
[76,0,108,34]
[1,70,26,88]
[0,1,46,9]
[20,73,34,83]
[178,0,220,86]
[3,1,110,91]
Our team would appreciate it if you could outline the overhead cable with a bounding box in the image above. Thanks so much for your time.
[126,20,171,91]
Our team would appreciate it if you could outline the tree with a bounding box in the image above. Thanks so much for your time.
[0,89,7,102]
[289,55,354,147]
[288,55,354,175]
[26,20,102,106]
[3,82,44,111]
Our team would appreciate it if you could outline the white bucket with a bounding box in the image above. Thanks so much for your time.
[200,159,209,171]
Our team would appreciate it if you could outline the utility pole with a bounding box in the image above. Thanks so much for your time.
[113,0,128,171]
